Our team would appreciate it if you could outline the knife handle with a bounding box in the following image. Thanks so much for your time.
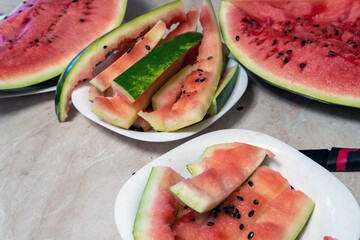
[328,148,360,171]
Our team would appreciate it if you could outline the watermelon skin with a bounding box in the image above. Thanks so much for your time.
[220,0,360,108]
[133,166,184,240]
[170,143,273,213]
[0,0,127,90]
[55,0,187,122]
[139,0,224,132]
[89,20,167,92]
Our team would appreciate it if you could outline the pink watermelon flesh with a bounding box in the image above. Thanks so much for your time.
[220,0,360,108]
[173,166,290,240]
[139,0,223,132]
[170,143,273,213]
[90,20,167,92]
[132,166,184,240]
[0,0,126,90]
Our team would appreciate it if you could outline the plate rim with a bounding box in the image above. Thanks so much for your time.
[114,129,360,240]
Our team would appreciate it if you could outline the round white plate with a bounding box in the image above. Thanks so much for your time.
[114,129,360,240]
[71,59,248,142]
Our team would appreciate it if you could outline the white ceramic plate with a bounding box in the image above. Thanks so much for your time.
[114,129,360,240]
[71,59,248,142]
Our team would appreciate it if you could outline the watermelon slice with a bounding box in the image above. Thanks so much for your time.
[220,0,360,108]
[173,166,292,240]
[92,32,202,129]
[89,20,167,92]
[133,166,184,240]
[55,0,187,122]
[0,0,127,90]
[170,142,273,213]
[138,0,224,132]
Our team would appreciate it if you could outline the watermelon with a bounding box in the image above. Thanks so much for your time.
[207,64,239,115]
[173,166,292,240]
[220,0,360,108]
[89,20,167,92]
[170,142,273,213]
[133,166,184,240]
[0,0,127,90]
[138,0,224,132]
[55,0,187,122]
[92,32,202,129]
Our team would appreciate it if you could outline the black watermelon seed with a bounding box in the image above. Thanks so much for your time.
[225,209,230,214]
[236,213,241,219]
[273,40,277,45]
[242,18,249,22]
[23,1,27,3]
[207,222,214,226]
[278,52,283,56]
[103,45,107,49]
[4,16,7,20]
[72,0,78,2]
[248,181,254,187]
[286,50,292,54]
[309,41,313,45]
[253,199,259,205]
[237,106,244,111]
[248,232,254,239]
[356,31,359,34]
[184,205,189,210]
[58,15,62,17]
[314,24,319,27]
[239,224,244,230]
[236,36,240,41]
[28,4,33,7]
[79,19,85,22]
[18,10,22,13]
[251,19,256,25]
[195,78,200,82]
[322,30,327,34]
[199,73,203,76]
[190,218,195,222]
[300,63,306,68]
[212,212,218,218]
[284,58,289,63]
[229,204,235,209]
[236,196,244,201]
[334,29,339,35]
[285,21,290,26]
[329,51,335,56]
[197,69,203,72]
[301,40,306,46]
[248,210,255,217]
[48,40,52,43]
[207,56,213,60]
[132,172,136,175]
[353,44,358,48]
[34,39,39,43]
[325,44,329,47]
[231,212,237,218]
[187,94,190,97]
[285,41,290,44]
[290,185,294,189]
[145,45,151,50]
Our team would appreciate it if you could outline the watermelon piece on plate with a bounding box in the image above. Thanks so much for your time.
[170,142,273,213]
[220,0,360,108]
[55,0,187,122]
[132,166,184,240]
[0,0,127,90]
[139,0,224,132]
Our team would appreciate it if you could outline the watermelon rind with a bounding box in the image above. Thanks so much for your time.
[55,0,186,122]
[112,32,203,102]
[0,0,127,90]
[207,63,239,115]
[219,0,360,108]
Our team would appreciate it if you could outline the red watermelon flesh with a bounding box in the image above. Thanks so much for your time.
[220,0,360,108]
[0,0,126,90]
[173,166,290,240]
[170,143,273,213]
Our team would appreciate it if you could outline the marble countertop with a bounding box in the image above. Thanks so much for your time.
[0,0,359,239]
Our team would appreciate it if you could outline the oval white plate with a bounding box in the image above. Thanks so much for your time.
[71,58,248,142]
[114,129,360,240]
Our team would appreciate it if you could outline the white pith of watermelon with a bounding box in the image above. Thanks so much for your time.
[173,166,292,240]
[89,20,167,92]
[0,0,127,90]
[138,0,224,132]
[91,32,202,129]
[132,166,184,240]
[220,0,360,108]
[55,0,187,122]
[170,143,273,213]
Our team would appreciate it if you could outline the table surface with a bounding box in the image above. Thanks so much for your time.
[0,0,359,239]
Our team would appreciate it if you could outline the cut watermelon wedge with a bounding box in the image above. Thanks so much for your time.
[170,142,273,213]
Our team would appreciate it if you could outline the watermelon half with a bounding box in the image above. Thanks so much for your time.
[220,0,360,108]
[0,0,127,90]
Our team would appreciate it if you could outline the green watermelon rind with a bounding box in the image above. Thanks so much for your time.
[286,199,315,240]
[219,1,360,109]
[112,32,203,102]
[208,64,239,115]
[0,0,127,90]
[55,0,185,122]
